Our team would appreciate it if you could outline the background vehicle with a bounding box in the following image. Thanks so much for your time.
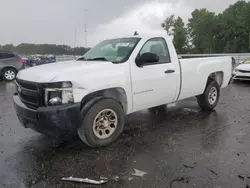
[0,51,25,81]
[233,58,250,80]
[13,35,233,148]
[47,55,56,63]
[29,55,55,66]
[22,57,31,66]
[242,58,250,64]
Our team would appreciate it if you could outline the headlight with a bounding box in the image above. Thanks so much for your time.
[234,68,239,72]
[45,82,74,106]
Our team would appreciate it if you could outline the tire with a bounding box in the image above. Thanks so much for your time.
[77,98,125,148]
[197,80,220,111]
[3,68,17,81]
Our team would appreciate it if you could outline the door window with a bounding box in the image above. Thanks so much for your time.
[138,38,171,65]
[0,53,15,59]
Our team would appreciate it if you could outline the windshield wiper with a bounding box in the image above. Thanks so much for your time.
[86,57,109,61]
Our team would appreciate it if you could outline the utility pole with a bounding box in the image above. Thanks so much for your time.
[84,9,88,48]
[85,24,87,48]
[249,12,250,51]
[74,28,76,59]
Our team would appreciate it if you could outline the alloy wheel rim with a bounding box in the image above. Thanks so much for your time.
[93,109,118,139]
[208,87,217,105]
[4,70,15,80]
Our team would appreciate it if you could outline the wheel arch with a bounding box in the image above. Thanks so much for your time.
[1,66,17,73]
[80,87,128,114]
[207,71,224,87]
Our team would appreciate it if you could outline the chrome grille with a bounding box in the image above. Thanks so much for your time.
[238,70,250,73]
[234,76,250,80]
[16,79,41,109]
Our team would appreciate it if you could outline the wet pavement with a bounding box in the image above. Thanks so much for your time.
[0,81,250,188]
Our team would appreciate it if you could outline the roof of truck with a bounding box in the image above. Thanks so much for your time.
[102,34,169,43]
[116,34,168,39]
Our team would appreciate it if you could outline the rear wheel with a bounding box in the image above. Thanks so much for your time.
[197,80,220,111]
[3,68,17,81]
[77,99,125,148]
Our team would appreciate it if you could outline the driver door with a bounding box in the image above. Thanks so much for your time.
[131,37,179,112]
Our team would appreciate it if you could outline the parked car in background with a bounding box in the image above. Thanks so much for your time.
[47,55,56,62]
[23,57,31,66]
[242,58,250,64]
[0,51,25,81]
[233,57,250,80]
[30,55,54,66]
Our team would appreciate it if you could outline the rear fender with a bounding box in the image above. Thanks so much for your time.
[207,71,224,87]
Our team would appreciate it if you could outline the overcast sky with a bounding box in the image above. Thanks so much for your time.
[0,0,241,47]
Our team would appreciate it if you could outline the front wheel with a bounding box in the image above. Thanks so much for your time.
[77,99,125,148]
[197,80,220,111]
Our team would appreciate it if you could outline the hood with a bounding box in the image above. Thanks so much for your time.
[235,64,250,71]
[17,60,115,82]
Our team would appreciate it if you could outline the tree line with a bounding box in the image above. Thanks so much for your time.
[161,0,250,54]
[0,43,89,56]
[1,1,249,55]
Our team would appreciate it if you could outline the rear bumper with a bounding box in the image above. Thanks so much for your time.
[13,93,80,138]
[17,63,25,71]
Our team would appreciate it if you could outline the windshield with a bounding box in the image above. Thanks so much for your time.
[77,37,141,63]
[243,58,250,64]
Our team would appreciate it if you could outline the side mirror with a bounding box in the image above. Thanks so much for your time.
[136,52,159,67]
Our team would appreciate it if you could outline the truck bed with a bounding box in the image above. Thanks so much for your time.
[178,56,232,100]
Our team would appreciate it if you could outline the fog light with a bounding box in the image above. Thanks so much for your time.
[49,97,62,105]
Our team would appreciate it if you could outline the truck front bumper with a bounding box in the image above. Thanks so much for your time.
[13,93,80,138]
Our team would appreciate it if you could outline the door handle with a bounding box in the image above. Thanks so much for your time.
[165,69,175,74]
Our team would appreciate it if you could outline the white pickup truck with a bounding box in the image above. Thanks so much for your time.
[13,35,233,148]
